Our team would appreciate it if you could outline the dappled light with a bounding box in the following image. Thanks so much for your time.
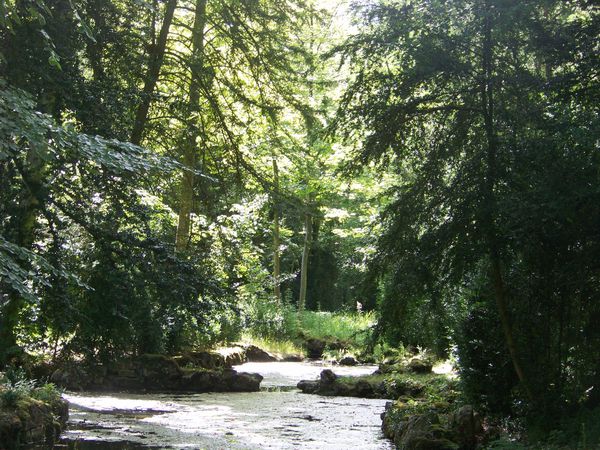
[1,0,598,449]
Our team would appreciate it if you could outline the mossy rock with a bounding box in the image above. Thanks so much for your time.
[407,358,433,374]
[0,395,68,449]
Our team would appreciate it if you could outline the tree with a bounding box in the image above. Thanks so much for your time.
[336,0,600,413]
[130,0,178,145]
[0,81,199,364]
[174,0,207,252]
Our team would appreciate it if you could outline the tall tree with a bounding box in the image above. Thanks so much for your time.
[174,0,207,252]
[130,0,178,145]
[336,0,600,411]
[272,157,282,303]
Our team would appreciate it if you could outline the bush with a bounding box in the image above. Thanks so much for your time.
[0,368,61,408]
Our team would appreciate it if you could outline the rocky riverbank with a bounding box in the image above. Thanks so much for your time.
[296,354,491,450]
[0,380,68,449]
[296,355,440,399]
[50,352,264,393]
[381,402,485,450]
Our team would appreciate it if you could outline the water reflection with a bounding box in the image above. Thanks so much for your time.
[47,362,393,450]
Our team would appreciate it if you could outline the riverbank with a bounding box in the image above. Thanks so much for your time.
[55,361,393,449]
[0,373,68,449]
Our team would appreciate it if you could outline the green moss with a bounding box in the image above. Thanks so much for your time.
[239,335,305,358]
[332,370,459,402]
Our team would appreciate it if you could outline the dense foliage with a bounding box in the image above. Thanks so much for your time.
[0,0,376,364]
[337,0,599,421]
[1,0,599,443]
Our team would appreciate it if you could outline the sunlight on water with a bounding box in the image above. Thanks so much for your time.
[60,362,393,449]
[234,361,380,387]
[64,393,179,413]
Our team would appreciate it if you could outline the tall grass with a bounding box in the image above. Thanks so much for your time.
[0,368,62,408]
[243,299,376,350]
[297,310,375,343]
[239,334,304,356]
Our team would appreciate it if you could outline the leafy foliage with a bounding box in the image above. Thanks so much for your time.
[336,0,600,419]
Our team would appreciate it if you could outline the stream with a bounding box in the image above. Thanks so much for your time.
[53,362,394,449]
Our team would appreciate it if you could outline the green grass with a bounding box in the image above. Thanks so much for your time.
[0,369,62,408]
[296,310,375,344]
[243,299,376,351]
[239,334,305,357]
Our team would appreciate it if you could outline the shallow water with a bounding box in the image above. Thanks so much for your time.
[55,362,394,449]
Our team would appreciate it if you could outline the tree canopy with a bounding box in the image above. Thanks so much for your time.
[1,0,599,435]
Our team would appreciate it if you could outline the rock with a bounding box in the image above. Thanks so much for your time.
[245,345,278,362]
[282,354,304,362]
[218,347,248,367]
[305,339,326,359]
[391,412,457,450]
[180,370,213,392]
[354,379,376,397]
[177,369,262,392]
[50,366,87,391]
[407,358,433,374]
[339,356,358,366]
[137,354,182,377]
[379,360,408,374]
[0,397,68,448]
[50,353,263,393]
[230,372,263,392]
[297,380,319,394]
[320,369,337,384]
[175,351,226,370]
[448,405,483,449]
[136,354,182,389]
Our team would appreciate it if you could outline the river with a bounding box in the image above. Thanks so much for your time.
[54,361,394,449]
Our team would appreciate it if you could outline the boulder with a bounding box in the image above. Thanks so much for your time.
[297,380,319,394]
[339,356,358,366]
[177,369,262,392]
[137,354,182,377]
[297,370,382,398]
[382,402,484,450]
[320,369,337,384]
[407,358,433,374]
[175,351,226,370]
[230,372,263,392]
[448,405,483,449]
[136,354,182,389]
[219,347,248,367]
[245,345,278,362]
[180,370,213,392]
[0,397,68,448]
[50,366,87,391]
[354,379,376,398]
[391,412,457,450]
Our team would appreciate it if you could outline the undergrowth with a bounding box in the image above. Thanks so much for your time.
[0,367,62,408]
[244,299,376,349]
[239,334,305,357]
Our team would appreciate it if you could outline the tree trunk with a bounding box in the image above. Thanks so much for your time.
[130,0,178,145]
[85,0,106,83]
[298,198,312,312]
[481,3,533,401]
[0,111,48,367]
[272,157,281,304]
[174,0,206,252]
